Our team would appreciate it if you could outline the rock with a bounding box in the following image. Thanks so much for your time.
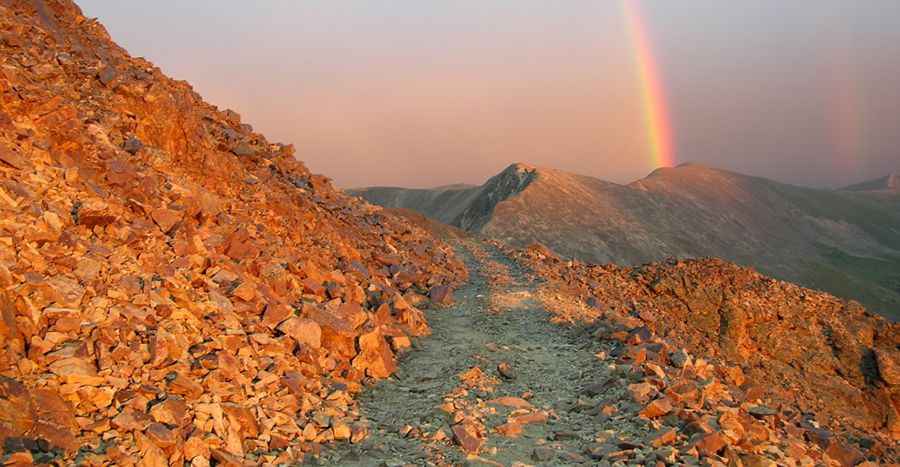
[487,396,532,410]
[532,447,556,462]
[350,424,369,444]
[747,405,777,418]
[497,361,516,380]
[509,411,549,426]
[669,348,690,368]
[452,422,484,455]
[655,446,678,464]
[5,451,33,464]
[553,430,580,441]
[332,421,351,441]
[824,441,864,467]
[0,377,81,453]
[223,404,259,438]
[693,432,727,457]
[352,328,397,378]
[495,422,523,438]
[640,397,673,418]
[740,454,777,467]
[875,349,900,386]
[0,146,27,170]
[149,396,187,426]
[388,335,412,352]
[583,381,608,397]
[628,382,656,404]
[428,285,454,305]
[123,136,144,154]
[77,199,117,227]
[112,407,152,432]
[98,66,117,85]
[278,317,322,349]
[232,142,255,157]
[650,428,677,447]
[150,207,183,233]
[146,423,177,449]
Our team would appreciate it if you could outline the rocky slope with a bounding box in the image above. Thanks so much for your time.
[353,163,900,320]
[501,241,900,461]
[0,1,466,464]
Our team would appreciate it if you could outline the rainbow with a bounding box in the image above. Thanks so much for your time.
[622,0,675,168]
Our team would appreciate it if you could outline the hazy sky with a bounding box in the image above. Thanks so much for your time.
[79,1,900,188]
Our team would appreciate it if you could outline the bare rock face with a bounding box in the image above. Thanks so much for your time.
[876,349,900,386]
[0,1,467,463]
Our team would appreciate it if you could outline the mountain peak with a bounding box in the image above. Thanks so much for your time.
[501,162,540,175]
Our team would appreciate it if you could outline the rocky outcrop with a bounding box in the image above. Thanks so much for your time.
[504,241,900,461]
[0,1,465,464]
[451,163,537,230]
[349,162,539,231]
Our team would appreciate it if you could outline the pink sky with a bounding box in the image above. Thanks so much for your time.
[80,1,900,188]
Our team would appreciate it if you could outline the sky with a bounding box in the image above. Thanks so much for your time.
[78,1,900,189]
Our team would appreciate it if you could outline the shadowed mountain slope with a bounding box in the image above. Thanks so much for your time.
[353,163,900,319]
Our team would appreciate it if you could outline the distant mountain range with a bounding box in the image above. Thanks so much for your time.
[351,163,900,319]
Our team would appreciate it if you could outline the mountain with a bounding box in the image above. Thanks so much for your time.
[352,163,900,319]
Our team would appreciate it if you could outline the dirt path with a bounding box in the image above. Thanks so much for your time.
[320,241,641,466]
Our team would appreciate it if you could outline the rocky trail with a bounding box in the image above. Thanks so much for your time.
[320,241,637,466]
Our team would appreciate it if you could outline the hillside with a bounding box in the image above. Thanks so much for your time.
[353,163,900,320]
[0,1,465,464]
[499,242,899,459]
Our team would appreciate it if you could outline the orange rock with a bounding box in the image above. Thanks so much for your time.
[628,382,656,404]
[640,397,673,418]
[651,428,677,447]
[825,440,864,467]
[231,281,257,301]
[183,435,211,460]
[509,411,549,426]
[388,334,412,351]
[150,207,183,233]
[693,432,727,457]
[146,422,177,449]
[495,422,523,438]
[452,422,484,454]
[278,317,322,349]
[352,329,396,378]
[112,407,152,432]
[487,396,533,410]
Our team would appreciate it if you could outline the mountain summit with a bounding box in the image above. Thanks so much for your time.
[353,163,900,319]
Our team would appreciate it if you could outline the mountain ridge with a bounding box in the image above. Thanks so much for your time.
[843,172,900,193]
[353,163,900,319]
